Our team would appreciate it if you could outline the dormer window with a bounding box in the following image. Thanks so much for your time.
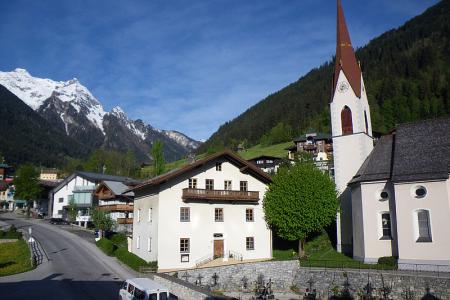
[216,162,222,171]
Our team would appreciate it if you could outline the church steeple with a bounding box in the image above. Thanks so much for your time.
[333,0,361,98]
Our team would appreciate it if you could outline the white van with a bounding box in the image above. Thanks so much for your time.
[119,278,176,300]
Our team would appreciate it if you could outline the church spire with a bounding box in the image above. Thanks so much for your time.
[333,0,361,98]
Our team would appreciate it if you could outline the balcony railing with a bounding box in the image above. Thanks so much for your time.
[182,188,259,202]
[73,185,96,192]
[98,204,133,212]
[117,218,133,224]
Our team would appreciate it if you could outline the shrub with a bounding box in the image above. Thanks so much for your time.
[96,238,115,256]
[110,233,128,249]
[0,225,22,239]
[114,247,156,271]
[378,256,398,268]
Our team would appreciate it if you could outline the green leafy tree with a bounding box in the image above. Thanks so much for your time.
[13,164,43,217]
[151,140,165,176]
[263,161,338,258]
[91,208,115,237]
[67,199,78,224]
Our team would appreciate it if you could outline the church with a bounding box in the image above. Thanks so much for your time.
[331,1,450,269]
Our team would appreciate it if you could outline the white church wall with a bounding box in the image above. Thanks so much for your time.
[355,182,395,263]
[395,179,450,266]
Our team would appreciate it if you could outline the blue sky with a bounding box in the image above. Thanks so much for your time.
[0,0,439,141]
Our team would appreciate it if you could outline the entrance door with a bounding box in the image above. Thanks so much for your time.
[213,240,224,258]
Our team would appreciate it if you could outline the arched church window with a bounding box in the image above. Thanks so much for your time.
[364,111,369,134]
[341,106,353,135]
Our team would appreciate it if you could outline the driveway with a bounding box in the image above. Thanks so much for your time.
[0,213,136,300]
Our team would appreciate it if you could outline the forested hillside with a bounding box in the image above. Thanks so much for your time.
[0,85,92,167]
[199,0,450,152]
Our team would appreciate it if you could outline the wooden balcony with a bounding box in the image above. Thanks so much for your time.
[182,188,259,202]
[98,204,133,212]
[117,218,133,224]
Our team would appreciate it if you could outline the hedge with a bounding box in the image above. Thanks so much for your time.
[96,238,115,256]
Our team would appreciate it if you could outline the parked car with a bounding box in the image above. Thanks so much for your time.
[119,278,176,300]
[49,218,68,225]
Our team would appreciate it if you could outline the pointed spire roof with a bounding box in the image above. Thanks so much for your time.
[333,0,361,98]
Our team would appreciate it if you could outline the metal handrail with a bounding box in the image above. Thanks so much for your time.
[228,250,243,261]
[195,254,214,267]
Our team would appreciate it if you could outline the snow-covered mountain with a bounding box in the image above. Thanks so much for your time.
[0,68,201,161]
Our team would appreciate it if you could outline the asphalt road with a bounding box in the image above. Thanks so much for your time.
[0,213,136,300]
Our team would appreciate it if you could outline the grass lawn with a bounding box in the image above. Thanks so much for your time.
[237,142,292,160]
[273,232,396,270]
[0,239,34,276]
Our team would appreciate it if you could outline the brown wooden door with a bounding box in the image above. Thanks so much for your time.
[214,240,224,258]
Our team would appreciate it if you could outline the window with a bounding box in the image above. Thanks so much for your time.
[206,179,214,190]
[180,207,190,222]
[246,208,254,222]
[57,210,63,215]
[417,210,432,242]
[380,213,392,239]
[134,288,145,300]
[216,162,222,171]
[380,191,389,200]
[128,283,135,294]
[240,181,248,191]
[136,236,140,249]
[188,178,197,189]
[246,237,254,250]
[147,237,152,252]
[364,111,369,134]
[341,106,353,135]
[148,208,152,222]
[224,180,232,190]
[137,209,141,222]
[58,197,64,203]
[257,160,263,165]
[414,186,427,198]
[180,238,190,253]
[215,208,224,222]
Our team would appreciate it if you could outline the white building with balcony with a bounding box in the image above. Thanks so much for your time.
[130,150,273,272]
[50,171,136,227]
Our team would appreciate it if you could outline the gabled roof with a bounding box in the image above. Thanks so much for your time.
[333,0,361,99]
[96,180,135,197]
[74,171,136,183]
[247,155,283,161]
[52,171,138,194]
[349,117,450,185]
[391,117,450,182]
[349,135,393,184]
[132,150,272,192]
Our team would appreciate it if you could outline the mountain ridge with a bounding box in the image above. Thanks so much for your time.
[0,68,201,165]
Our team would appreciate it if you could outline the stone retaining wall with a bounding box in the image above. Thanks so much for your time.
[153,273,231,300]
[176,260,450,299]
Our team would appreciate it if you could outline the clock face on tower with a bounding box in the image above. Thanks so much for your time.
[338,81,349,93]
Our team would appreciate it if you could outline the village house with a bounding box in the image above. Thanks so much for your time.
[247,155,284,174]
[39,168,59,181]
[286,133,334,176]
[130,150,272,271]
[50,171,136,227]
[95,180,137,232]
